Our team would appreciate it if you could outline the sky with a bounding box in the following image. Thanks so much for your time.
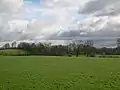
[0,0,120,47]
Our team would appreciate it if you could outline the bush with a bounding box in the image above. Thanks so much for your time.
[68,54,72,57]
[86,53,96,57]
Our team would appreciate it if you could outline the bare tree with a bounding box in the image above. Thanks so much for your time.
[85,40,94,46]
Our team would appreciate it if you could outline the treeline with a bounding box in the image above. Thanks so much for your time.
[0,41,120,57]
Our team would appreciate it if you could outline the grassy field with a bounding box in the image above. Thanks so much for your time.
[0,49,28,56]
[0,56,120,90]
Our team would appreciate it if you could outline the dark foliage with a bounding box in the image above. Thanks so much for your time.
[0,41,120,57]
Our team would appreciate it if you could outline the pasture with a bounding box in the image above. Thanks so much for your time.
[0,56,120,90]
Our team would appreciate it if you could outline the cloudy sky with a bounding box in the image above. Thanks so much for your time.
[0,0,120,47]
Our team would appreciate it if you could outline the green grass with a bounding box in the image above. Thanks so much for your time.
[0,49,28,56]
[0,56,120,90]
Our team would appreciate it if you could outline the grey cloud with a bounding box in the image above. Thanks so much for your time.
[0,0,86,42]
[0,0,23,13]
[80,0,119,16]
[51,30,120,47]
[96,2,120,16]
[40,0,88,8]
[0,0,120,48]
[48,15,120,47]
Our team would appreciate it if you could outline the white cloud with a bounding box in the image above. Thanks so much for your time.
[0,0,120,47]
[0,0,23,13]
[0,0,89,41]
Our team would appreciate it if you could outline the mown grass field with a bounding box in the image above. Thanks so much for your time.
[0,56,120,90]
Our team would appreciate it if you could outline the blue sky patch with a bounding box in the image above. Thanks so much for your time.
[24,0,40,5]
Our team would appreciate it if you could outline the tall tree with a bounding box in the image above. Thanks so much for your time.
[3,43,10,49]
[17,42,31,51]
[11,41,17,48]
